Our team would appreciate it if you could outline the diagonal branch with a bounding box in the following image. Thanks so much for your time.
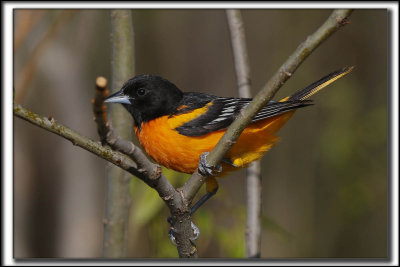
[14,9,353,258]
[92,77,197,257]
[14,103,138,175]
[13,101,196,258]
[182,9,353,203]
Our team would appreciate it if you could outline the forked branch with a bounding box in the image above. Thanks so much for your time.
[13,9,353,258]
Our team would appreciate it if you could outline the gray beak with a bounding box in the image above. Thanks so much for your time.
[104,90,132,104]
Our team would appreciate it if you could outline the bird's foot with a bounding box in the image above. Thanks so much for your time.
[198,152,222,176]
[167,218,200,245]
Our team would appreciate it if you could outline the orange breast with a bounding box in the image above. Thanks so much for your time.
[135,110,296,175]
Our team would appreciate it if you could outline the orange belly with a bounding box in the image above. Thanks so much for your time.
[135,111,295,175]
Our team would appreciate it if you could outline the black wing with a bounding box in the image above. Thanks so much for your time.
[175,93,312,137]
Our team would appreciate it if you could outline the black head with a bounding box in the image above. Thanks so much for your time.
[105,74,183,127]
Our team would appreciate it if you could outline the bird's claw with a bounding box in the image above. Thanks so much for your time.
[168,219,200,246]
[198,152,222,176]
[168,228,177,246]
[190,222,200,241]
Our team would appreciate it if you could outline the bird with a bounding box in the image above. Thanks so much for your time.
[105,66,354,214]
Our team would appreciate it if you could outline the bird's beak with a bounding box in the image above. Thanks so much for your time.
[104,90,132,104]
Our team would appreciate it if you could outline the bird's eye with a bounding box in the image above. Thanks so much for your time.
[137,88,146,96]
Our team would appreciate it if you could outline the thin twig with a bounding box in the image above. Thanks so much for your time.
[244,162,262,258]
[13,101,196,257]
[226,9,262,258]
[105,10,197,257]
[226,10,252,97]
[14,9,353,258]
[93,77,159,179]
[92,77,197,258]
[14,103,138,173]
[182,9,353,205]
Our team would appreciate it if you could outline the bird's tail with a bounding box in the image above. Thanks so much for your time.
[284,66,354,102]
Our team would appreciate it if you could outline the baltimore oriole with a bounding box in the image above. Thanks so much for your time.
[105,66,353,214]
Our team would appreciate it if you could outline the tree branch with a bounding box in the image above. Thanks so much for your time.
[226,10,252,97]
[102,10,136,257]
[226,9,262,258]
[182,9,353,204]
[14,103,137,174]
[14,10,199,259]
[92,77,197,257]
[93,78,160,181]
[14,101,197,258]
[14,9,353,258]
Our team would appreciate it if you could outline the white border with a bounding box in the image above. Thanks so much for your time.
[3,2,14,267]
[3,1,398,266]
[390,1,399,266]
[3,2,396,9]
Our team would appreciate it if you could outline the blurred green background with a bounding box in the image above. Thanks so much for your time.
[13,9,388,258]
